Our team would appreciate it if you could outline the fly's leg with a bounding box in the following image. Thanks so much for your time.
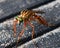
[16,20,27,48]
[17,20,27,43]
[27,21,34,39]
[27,20,39,48]
[13,19,18,37]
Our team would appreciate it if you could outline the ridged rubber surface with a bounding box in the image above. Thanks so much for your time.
[18,27,60,48]
[0,0,60,48]
[0,0,53,19]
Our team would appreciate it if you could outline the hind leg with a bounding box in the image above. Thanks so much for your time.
[27,21,34,39]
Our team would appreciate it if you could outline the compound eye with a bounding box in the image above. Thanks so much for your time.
[15,16,18,20]
[19,18,23,22]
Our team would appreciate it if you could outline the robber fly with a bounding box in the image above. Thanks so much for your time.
[13,9,53,48]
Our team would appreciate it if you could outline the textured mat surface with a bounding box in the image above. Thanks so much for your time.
[18,27,60,48]
[0,0,60,48]
[0,0,53,19]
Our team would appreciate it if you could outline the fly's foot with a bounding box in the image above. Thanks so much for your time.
[48,23,55,27]
[13,33,16,38]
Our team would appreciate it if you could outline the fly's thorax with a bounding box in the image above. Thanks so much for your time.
[22,15,30,20]
[20,10,35,20]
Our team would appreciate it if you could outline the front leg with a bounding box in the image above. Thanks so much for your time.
[16,20,27,48]
[17,20,27,42]
[13,19,18,37]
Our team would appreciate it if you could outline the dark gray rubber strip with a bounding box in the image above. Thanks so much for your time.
[0,0,55,22]
[18,27,60,48]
